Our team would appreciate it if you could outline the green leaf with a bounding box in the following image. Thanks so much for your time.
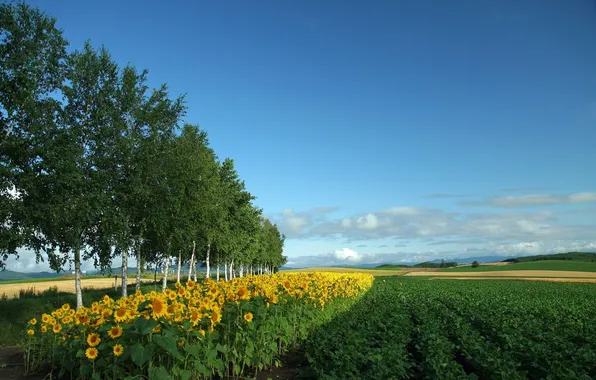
[130,342,155,367]
[149,366,172,380]
[133,317,158,335]
[154,334,183,360]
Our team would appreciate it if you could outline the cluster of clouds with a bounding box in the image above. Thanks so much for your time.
[272,191,596,267]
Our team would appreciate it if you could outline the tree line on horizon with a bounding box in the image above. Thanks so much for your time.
[0,2,286,309]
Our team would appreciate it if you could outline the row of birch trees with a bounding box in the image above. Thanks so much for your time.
[0,2,286,309]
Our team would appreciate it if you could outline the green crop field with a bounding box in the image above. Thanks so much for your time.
[441,260,596,272]
[306,276,596,379]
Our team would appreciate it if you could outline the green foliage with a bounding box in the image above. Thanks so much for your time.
[471,260,480,268]
[306,277,596,379]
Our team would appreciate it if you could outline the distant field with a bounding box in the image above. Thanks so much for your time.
[0,278,154,299]
[441,260,596,272]
[407,270,596,278]
[284,267,405,276]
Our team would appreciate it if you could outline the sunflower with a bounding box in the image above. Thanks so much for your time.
[52,324,62,334]
[29,318,37,325]
[108,325,123,339]
[27,329,34,336]
[76,314,90,325]
[41,325,47,334]
[85,347,98,360]
[168,291,177,301]
[61,303,70,311]
[112,344,124,357]
[211,310,221,324]
[237,287,249,300]
[41,314,50,324]
[177,286,186,296]
[102,309,112,319]
[87,333,101,347]
[243,312,253,323]
[150,298,167,319]
[186,279,196,289]
[114,307,128,322]
[189,309,201,326]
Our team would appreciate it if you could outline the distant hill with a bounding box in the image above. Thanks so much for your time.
[503,252,596,263]
[0,270,31,281]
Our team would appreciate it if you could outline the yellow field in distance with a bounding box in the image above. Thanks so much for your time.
[282,267,406,277]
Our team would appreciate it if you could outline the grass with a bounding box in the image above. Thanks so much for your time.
[441,260,596,272]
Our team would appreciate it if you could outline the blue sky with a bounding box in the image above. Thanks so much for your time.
[6,0,596,271]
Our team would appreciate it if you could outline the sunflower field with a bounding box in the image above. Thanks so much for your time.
[23,272,374,379]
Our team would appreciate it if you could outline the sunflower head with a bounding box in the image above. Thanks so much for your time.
[108,325,123,339]
[85,347,98,360]
[114,307,128,322]
[27,329,34,336]
[87,333,101,347]
[113,344,124,357]
[243,312,254,323]
[52,324,62,334]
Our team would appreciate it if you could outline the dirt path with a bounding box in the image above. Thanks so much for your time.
[0,278,152,299]
[405,270,596,278]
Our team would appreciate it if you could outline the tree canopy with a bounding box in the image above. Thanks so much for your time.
[0,2,287,308]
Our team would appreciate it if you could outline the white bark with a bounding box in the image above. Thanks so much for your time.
[192,241,198,282]
[216,265,220,281]
[176,250,182,283]
[205,244,211,279]
[135,239,142,292]
[74,245,83,310]
[162,254,170,291]
[188,251,195,281]
[239,265,244,277]
[224,263,228,281]
[121,248,128,297]
[230,259,234,279]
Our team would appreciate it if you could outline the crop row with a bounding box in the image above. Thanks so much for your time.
[23,272,374,379]
[306,278,596,379]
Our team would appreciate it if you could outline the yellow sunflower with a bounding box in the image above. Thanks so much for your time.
[27,329,35,336]
[114,307,128,322]
[243,312,253,323]
[52,324,62,334]
[108,325,123,339]
[29,318,37,325]
[85,347,98,360]
[150,298,167,319]
[87,333,101,347]
[113,344,124,357]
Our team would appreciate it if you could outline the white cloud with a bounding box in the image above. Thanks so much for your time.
[332,248,361,262]
[467,192,596,208]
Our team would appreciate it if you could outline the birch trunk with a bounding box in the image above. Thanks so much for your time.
[74,244,83,310]
[162,254,170,291]
[192,240,198,282]
[239,265,244,277]
[135,237,142,292]
[176,251,182,283]
[230,259,234,279]
[205,244,211,279]
[121,248,128,297]
[224,263,228,281]
[216,266,220,281]
[188,251,194,281]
